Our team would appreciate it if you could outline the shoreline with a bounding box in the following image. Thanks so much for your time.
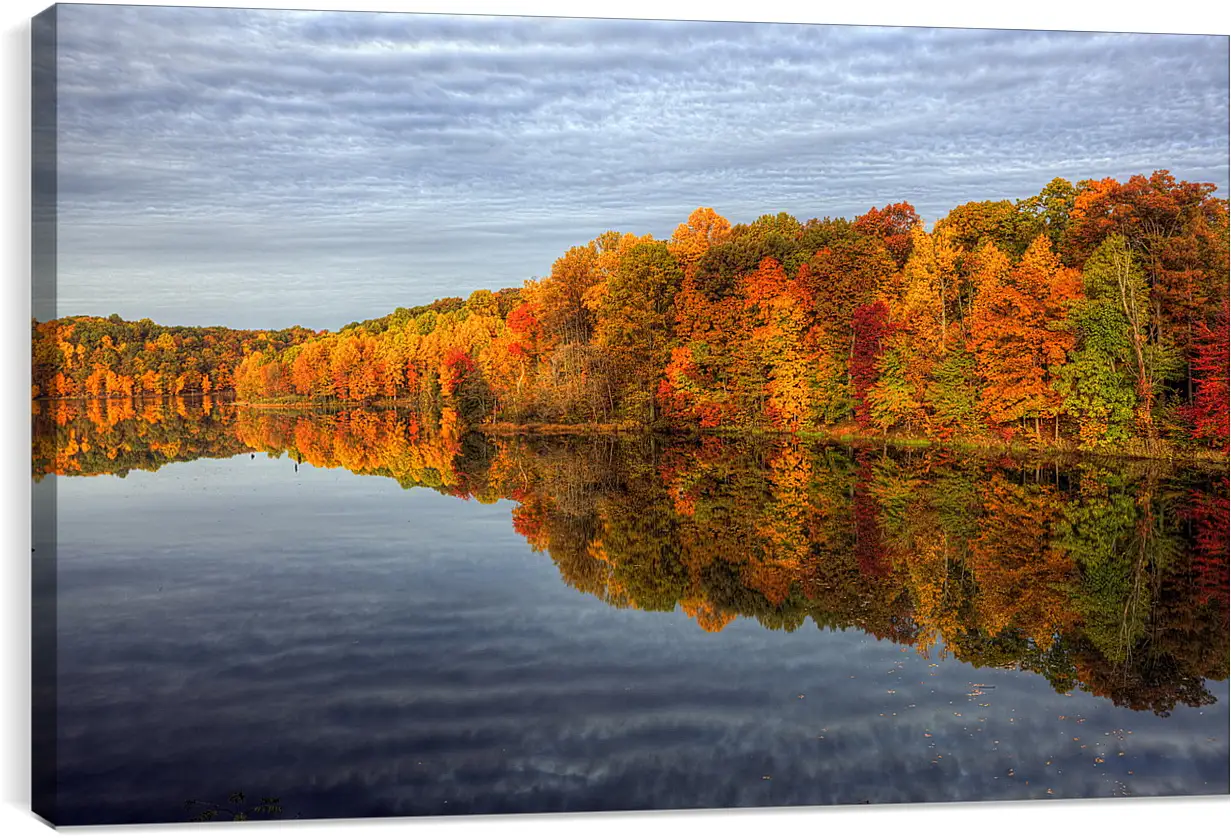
[35,395,1230,467]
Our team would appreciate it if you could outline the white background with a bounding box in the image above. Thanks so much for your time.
[3,1,1228,836]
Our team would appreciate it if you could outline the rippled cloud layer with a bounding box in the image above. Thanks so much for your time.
[53,4,1229,328]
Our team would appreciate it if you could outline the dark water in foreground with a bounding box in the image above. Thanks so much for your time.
[32,400,1230,824]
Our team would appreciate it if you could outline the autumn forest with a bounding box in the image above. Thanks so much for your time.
[31,171,1230,456]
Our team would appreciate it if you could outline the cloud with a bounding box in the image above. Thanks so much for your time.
[50,5,1230,328]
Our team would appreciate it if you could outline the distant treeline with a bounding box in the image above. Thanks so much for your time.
[32,171,1230,453]
[31,316,319,399]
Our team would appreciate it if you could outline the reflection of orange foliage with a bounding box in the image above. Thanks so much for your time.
[510,491,550,552]
[550,439,1220,696]
[897,528,962,659]
[32,396,243,478]
[52,400,77,427]
[681,597,736,633]
[657,435,736,521]
[32,400,1227,716]
[49,428,82,474]
[86,399,106,431]
[139,400,165,424]
[746,442,812,605]
[969,474,1079,645]
[233,409,464,492]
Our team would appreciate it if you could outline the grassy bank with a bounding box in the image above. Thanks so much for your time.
[474,417,1227,469]
[777,423,1227,468]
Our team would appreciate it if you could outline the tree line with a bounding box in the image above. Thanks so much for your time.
[31,315,318,400]
[32,171,1229,453]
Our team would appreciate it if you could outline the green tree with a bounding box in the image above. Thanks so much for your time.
[1077,234,1181,441]
[596,240,684,423]
[1055,300,1138,448]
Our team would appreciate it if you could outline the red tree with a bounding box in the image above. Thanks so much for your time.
[1188,309,1229,451]
[854,202,921,267]
[850,300,893,429]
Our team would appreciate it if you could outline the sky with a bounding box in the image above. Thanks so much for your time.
[50,3,1230,330]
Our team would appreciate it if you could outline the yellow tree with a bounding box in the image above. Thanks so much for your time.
[529,245,600,348]
[970,236,1081,437]
[668,207,733,278]
[867,227,951,433]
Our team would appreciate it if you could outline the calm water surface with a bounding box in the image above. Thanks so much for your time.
[32,401,1230,824]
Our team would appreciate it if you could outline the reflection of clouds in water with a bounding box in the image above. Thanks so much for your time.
[138,648,1221,816]
[50,455,1229,822]
[53,5,1229,328]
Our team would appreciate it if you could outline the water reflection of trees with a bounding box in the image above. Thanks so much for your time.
[31,397,247,478]
[35,402,1229,715]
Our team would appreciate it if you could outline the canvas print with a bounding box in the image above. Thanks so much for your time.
[30,2,1230,827]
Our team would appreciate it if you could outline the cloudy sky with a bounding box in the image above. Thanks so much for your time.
[51,3,1229,330]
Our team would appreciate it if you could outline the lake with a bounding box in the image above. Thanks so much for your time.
[30,399,1230,825]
